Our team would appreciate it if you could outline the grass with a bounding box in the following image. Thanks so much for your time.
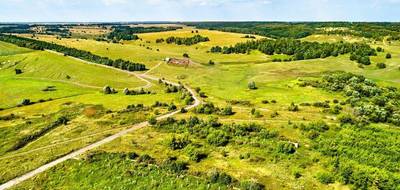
[2,27,400,190]
[0,41,32,56]
[0,50,146,89]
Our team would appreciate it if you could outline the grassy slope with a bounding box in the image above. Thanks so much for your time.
[5,30,400,190]
[0,41,32,56]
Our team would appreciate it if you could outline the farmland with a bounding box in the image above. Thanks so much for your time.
[1,22,400,190]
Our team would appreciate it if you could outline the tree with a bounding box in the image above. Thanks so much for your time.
[21,99,31,106]
[103,85,112,94]
[376,63,386,69]
[277,142,296,154]
[15,69,22,74]
[221,106,234,115]
[359,56,371,65]
[207,131,230,146]
[248,81,257,90]
[148,116,157,125]
[386,53,392,59]
[123,88,130,95]
[183,53,190,58]
[288,102,300,112]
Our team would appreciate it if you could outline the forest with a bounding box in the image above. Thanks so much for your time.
[187,22,400,40]
[157,34,210,45]
[0,34,146,71]
[106,26,182,41]
[211,38,376,64]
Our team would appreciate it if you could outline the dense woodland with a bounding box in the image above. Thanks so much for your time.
[211,38,376,64]
[0,34,146,71]
[106,26,182,41]
[157,34,210,46]
[300,72,400,126]
[187,22,400,40]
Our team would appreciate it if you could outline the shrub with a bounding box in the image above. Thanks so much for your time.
[128,152,139,160]
[15,68,22,74]
[221,106,234,115]
[21,99,31,106]
[103,85,116,94]
[248,81,257,90]
[189,150,208,162]
[376,62,386,69]
[163,159,188,174]
[207,131,230,146]
[180,108,187,113]
[261,100,269,104]
[277,142,296,154]
[240,181,265,190]
[148,116,157,125]
[168,103,177,111]
[316,172,335,184]
[208,60,215,65]
[386,53,392,59]
[137,154,155,164]
[169,136,190,150]
[210,171,233,185]
[183,53,189,58]
[288,102,299,112]
[270,111,279,118]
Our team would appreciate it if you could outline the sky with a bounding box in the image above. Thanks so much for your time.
[0,0,399,22]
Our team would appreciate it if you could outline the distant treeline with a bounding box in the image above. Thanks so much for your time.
[0,34,146,71]
[211,38,376,64]
[157,35,209,45]
[0,24,32,34]
[186,22,400,40]
[106,26,182,41]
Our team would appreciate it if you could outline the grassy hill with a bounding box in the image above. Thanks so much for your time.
[2,24,400,190]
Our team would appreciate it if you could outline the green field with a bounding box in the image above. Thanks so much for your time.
[1,23,400,190]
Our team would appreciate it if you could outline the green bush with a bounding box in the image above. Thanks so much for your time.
[376,62,386,69]
[240,181,265,190]
[277,142,296,154]
[169,136,190,150]
[288,102,299,112]
[162,159,188,174]
[248,81,257,90]
[210,171,233,185]
[316,172,335,184]
[148,116,157,125]
[207,131,230,146]
[188,150,208,162]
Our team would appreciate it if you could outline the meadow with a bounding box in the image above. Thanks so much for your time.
[1,24,400,190]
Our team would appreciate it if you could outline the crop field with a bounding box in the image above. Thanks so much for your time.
[1,22,400,190]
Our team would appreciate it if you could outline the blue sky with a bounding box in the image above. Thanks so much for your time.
[0,0,399,22]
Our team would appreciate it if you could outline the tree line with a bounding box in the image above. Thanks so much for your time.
[211,38,376,64]
[186,22,400,40]
[157,34,210,46]
[106,26,182,41]
[0,34,146,71]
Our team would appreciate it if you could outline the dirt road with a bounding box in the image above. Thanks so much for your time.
[0,55,201,190]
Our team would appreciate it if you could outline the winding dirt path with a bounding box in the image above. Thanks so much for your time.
[0,54,200,190]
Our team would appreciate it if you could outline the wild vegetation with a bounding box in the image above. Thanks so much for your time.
[211,38,376,64]
[157,34,210,46]
[1,22,400,190]
[0,34,146,71]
